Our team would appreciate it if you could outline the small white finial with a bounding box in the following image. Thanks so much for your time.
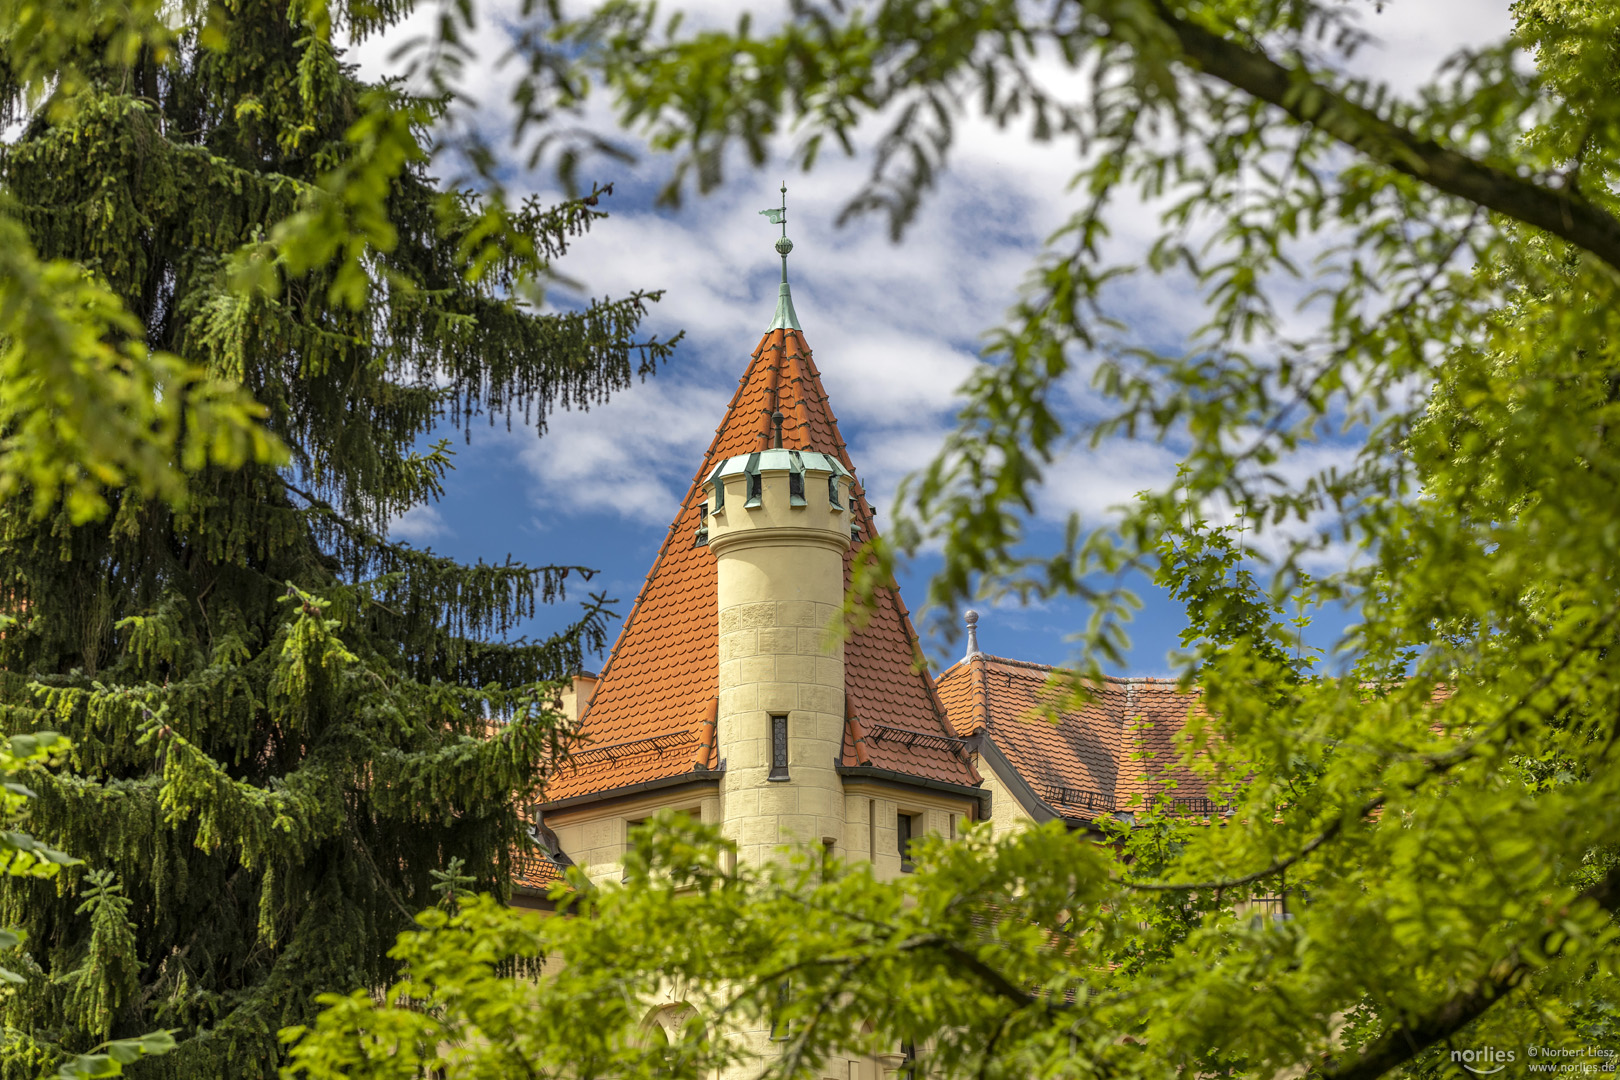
[964,609,980,658]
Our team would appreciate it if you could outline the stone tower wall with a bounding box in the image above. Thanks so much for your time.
[707,453,851,866]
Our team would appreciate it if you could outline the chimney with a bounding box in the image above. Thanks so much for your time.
[559,672,599,723]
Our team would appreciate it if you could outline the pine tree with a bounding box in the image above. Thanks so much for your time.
[0,0,677,1074]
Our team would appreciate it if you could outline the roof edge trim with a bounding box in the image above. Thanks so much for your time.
[970,734,1118,832]
[968,733,1059,825]
[538,770,723,813]
[835,765,990,817]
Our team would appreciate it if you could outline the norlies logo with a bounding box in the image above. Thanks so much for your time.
[1452,1047,1517,1075]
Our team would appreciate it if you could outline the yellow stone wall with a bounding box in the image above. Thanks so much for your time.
[974,757,1038,840]
[547,791,722,887]
[840,782,976,882]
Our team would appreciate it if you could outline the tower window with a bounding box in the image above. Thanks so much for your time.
[622,817,647,883]
[770,980,792,1041]
[743,452,763,507]
[769,714,789,780]
[694,501,709,547]
[827,475,842,508]
[788,469,805,505]
[898,812,915,872]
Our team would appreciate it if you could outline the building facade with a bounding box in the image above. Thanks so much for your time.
[516,220,1205,896]
[510,223,1206,1077]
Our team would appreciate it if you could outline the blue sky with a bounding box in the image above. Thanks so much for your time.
[363,0,1514,678]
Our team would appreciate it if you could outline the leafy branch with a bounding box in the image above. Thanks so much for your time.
[1311,861,1620,1080]
[1152,1,1620,274]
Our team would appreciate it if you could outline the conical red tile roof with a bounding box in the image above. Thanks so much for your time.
[542,328,979,802]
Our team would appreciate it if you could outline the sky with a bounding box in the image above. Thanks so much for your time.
[362,0,1517,678]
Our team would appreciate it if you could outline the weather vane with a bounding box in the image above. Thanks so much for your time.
[759,182,801,332]
[759,182,792,276]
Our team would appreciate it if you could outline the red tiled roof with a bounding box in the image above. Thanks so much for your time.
[512,846,567,891]
[936,653,1207,818]
[542,328,978,803]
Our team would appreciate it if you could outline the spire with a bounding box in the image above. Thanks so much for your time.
[760,182,801,332]
[964,609,981,659]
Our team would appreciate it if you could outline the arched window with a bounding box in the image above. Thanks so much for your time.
[642,1002,701,1045]
[839,1020,894,1080]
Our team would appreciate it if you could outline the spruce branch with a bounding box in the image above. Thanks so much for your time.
[0,0,674,1063]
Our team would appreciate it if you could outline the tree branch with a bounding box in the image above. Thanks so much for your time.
[1121,794,1384,893]
[1308,862,1620,1080]
[902,934,1057,1009]
[1152,1,1620,275]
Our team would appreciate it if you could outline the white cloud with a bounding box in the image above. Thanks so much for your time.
[513,379,731,524]
[1040,438,1186,524]
[390,504,454,541]
[350,0,1514,562]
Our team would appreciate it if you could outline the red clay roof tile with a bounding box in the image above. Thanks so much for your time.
[512,846,566,891]
[936,654,1208,818]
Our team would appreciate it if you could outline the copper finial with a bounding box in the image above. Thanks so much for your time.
[760,183,801,332]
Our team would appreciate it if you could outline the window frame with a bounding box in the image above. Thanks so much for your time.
[768,713,790,781]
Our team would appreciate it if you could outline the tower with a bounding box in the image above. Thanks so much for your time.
[705,185,857,864]
[533,183,983,891]
[706,444,853,864]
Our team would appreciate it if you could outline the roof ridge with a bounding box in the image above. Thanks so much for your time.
[691,697,719,771]
[784,335,814,450]
[973,651,991,736]
[757,336,782,449]
[964,652,1180,685]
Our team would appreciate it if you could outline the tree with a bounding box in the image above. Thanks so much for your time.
[0,730,176,1080]
[0,0,678,1073]
[0,0,285,523]
[285,0,1620,1077]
